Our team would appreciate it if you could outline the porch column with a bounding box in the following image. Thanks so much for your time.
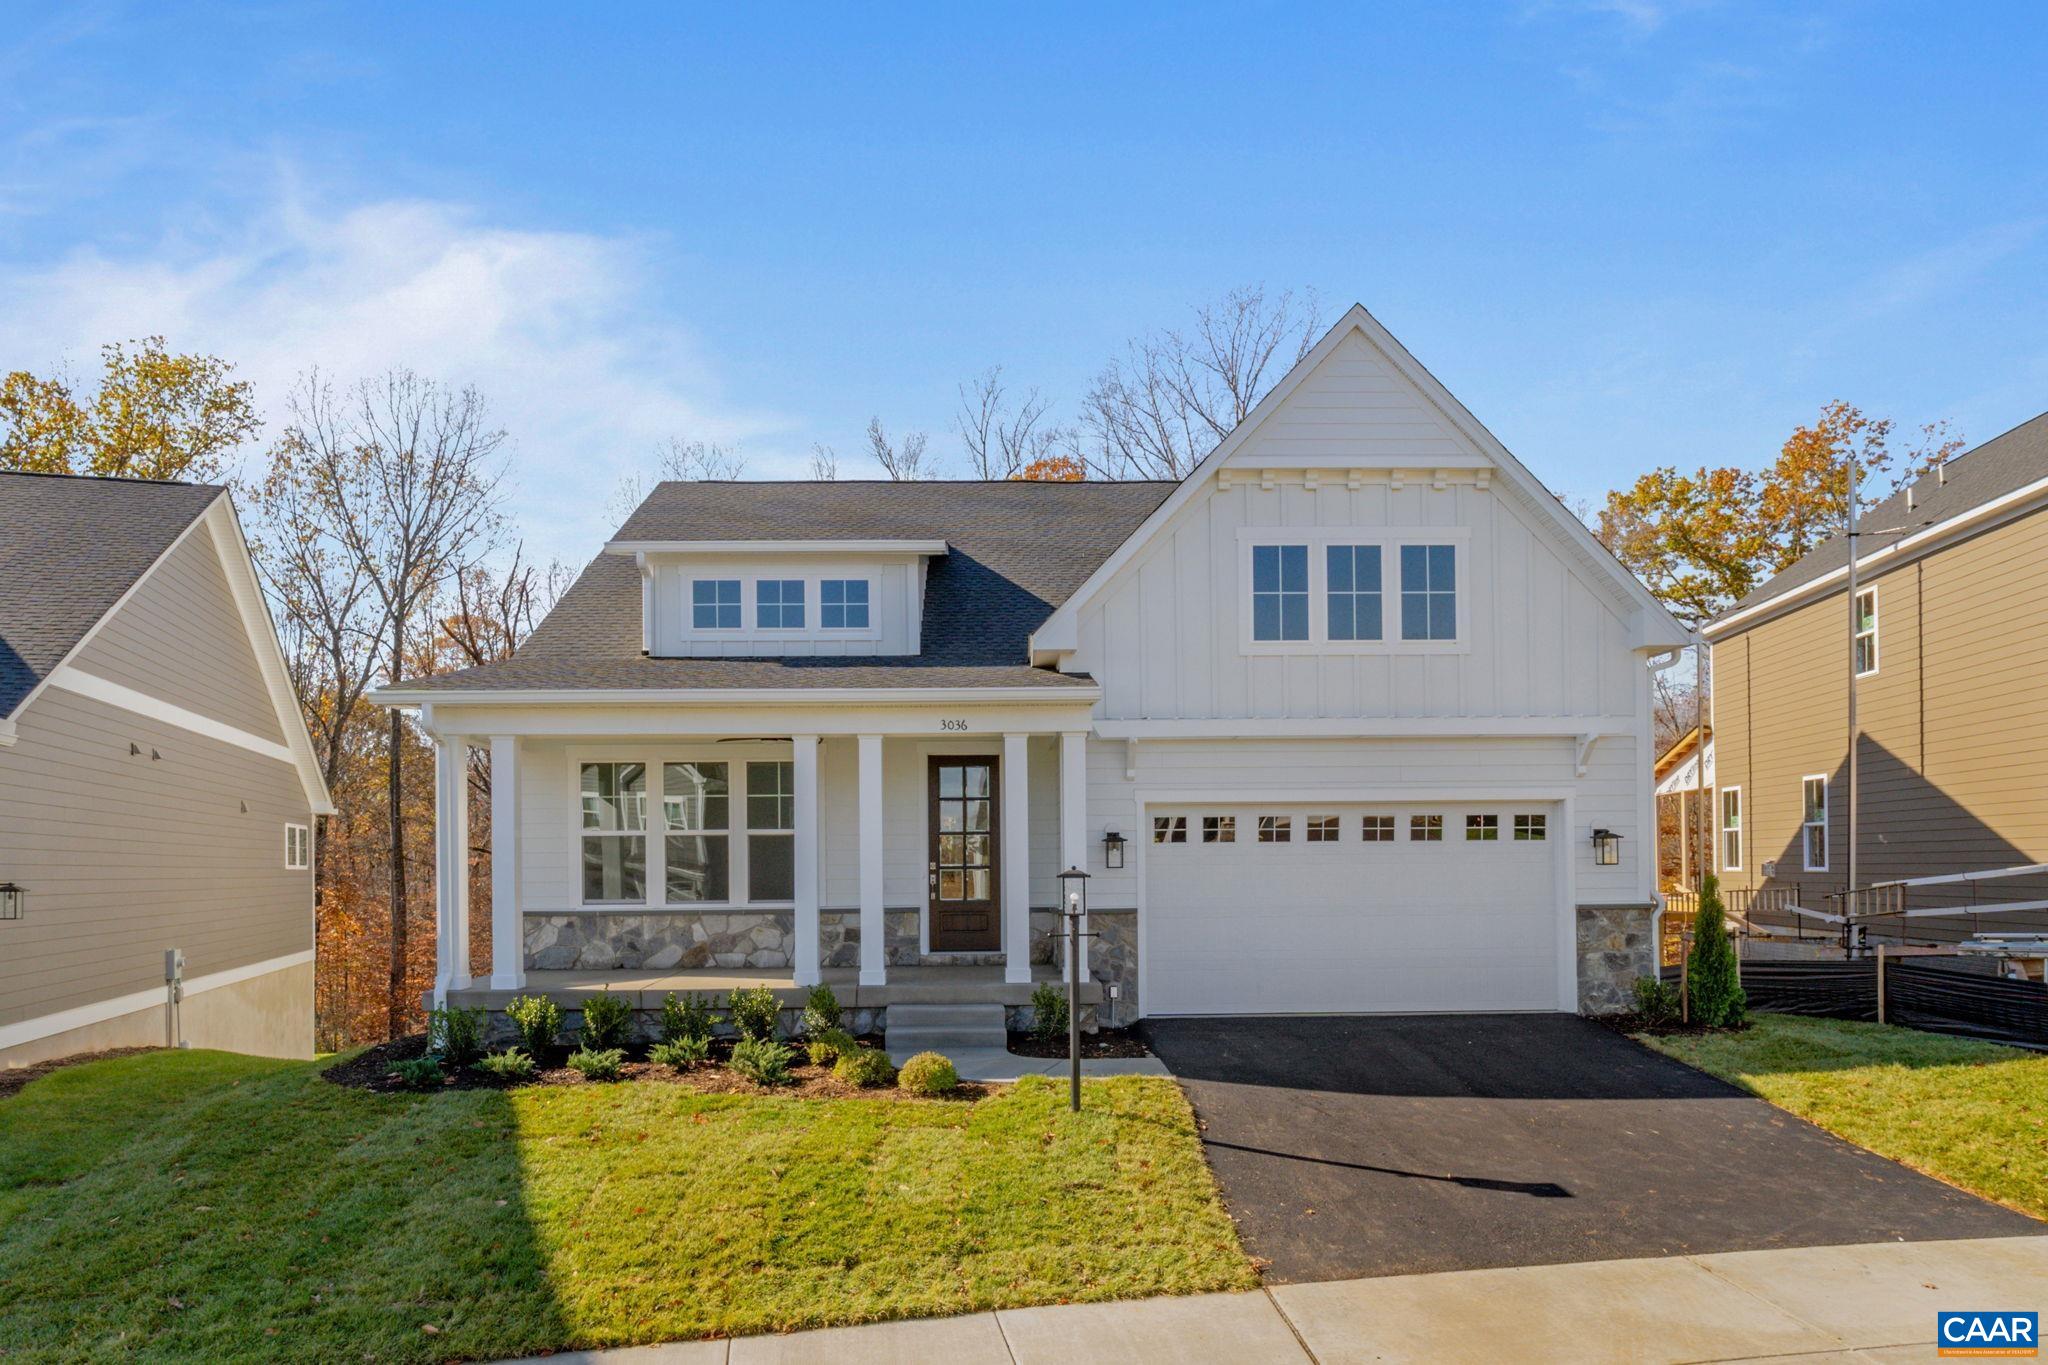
[792,735,821,986]
[1003,733,1033,984]
[433,734,472,1004]
[489,735,525,991]
[857,733,886,986]
[1060,730,1089,978]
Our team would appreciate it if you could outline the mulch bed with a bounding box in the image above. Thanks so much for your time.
[1006,1026,1151,1059]
[1596,1012,1752,1039]
[322,1034,991,1101]
[0,1046,161,1100]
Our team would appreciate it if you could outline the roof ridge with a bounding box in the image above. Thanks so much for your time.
[0,468,219,491]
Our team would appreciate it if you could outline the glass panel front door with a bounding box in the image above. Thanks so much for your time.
[929,757,1000,951]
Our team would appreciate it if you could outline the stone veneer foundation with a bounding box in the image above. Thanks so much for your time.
[1576,903,1658,1014]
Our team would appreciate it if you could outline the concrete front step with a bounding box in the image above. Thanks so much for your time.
[886,1002,1008,1056]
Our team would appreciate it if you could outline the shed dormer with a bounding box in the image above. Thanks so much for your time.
[606,538,947,658]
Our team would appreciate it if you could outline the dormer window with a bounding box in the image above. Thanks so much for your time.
[692,579,741,630]
[821,578,870,629]
[756,579,806,629]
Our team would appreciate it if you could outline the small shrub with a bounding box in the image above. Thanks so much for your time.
[1685,873,1748,1028]
[387,1057,445,1091]
[729,1036,793,1086]
[649,1036,709,1070]
[806,1027,857,1067]
[579,988,635,1050]
[833,1047,897,1088]
[1632,975,1681,1027]
[428,1004,487,1066]
[897,1051,958,1096]
[505,994,564,1058]
[660,991,714,1044]
[566,1047,625,1081]
[474,1049,537,1081]
[1030,982,1069,1043]
[802,983,842,1038]
[728,985,781,1041]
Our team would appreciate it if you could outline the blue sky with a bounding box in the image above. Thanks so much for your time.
[3,2,2044,567]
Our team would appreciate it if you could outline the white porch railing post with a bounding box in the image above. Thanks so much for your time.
[1003,733,1033,984]
[489,735,525,991]
[1060,730,1089,979]
[857,734,886,987]
[434,735,472,1004]
[792,735,822,987]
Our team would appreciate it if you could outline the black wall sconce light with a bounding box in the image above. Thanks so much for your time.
[1591,828,1623,866]
[0,882,24,921]
[1103,829,1126,869]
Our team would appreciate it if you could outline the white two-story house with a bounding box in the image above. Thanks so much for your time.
[375,305,1691,1030]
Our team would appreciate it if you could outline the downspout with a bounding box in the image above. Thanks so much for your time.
[1647,647,1687,971]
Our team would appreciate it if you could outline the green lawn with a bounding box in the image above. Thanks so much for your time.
[0,1051,1254,1361]
[1639,1014,2048,1221]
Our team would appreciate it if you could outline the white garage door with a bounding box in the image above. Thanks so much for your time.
[1144,803,1564,1015]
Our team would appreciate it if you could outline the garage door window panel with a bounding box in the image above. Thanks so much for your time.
[1514,813,1547,841]
[1153,815,1188,844]
[1411,814,1444,842]
[1202,815,1236,844]
[1258,815,1292,843]
[1362,815,1395,842]
[1306,816,1340,843]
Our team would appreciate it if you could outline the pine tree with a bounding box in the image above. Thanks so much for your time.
[1685,872,1747,1028]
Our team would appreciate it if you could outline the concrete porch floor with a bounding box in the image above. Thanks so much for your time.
[447,963,1102,1011]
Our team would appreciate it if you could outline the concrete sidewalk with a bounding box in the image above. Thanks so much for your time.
[506,1233,2048,1364]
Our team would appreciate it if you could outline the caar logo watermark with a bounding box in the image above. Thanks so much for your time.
[1940,1311,2039,1357]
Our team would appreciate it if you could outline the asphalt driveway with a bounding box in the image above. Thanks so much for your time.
[1145,1013,2043,1284]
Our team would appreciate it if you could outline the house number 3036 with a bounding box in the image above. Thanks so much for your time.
[939,718,968,731]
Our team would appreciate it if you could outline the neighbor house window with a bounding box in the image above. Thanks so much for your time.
[1802,776,1829,872]
[284,823,310,870]
[1251,544,1309,641]
[1854,589,1878,675]
[1399,544,1457,641]
[692,579,741,630]
[756,579,806,629]
[1720,788,1742,871]
[1153,815,1188,844]
[1306,815,1340,843]
[746,761,795,900]
[663,762,730,903]
[581,762,647,902]
[1410,814,1444,842]
[1257,815,1291,843]
[1513,814,1547,842]
[821,578,870,629]
[1202,815,1236,844]
[1326,544,1384,641]
[1361,814,1395,842]
[1466,814,1499,841]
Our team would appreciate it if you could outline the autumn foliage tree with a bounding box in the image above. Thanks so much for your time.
[1,337,260,481]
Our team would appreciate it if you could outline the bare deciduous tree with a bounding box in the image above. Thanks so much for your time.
[957,366,1065,479]
[866,416,933,480]
[607,437,748,522]
[807,443,839,481]
[1077,284,1324,479]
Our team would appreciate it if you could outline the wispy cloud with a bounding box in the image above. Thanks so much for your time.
[1855,219,2047,315]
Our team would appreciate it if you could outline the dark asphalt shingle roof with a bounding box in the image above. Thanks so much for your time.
[0,471,223,718]
[395,480,1178,693]
[1718,410,2048,625]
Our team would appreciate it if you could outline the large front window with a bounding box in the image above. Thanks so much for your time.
[746,760,796,900]
[1400,544,1457,641]
[663,761,730,902]
[580,762,647,902]
[1251,544,1309,641]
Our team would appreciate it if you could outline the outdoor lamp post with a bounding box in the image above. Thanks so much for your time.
[1592,829,1623,867]
[1056,865,1092,1113]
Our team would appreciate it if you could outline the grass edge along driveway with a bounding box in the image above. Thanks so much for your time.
[0,1050,1254,1361]
[1638,1014,2048,1224]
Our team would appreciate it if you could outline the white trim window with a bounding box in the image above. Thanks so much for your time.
[1513,813,1547,842]
[1854,589,1879,676]
[691,579,741,630]
[756,579,806,630]
[1465,813,1499,842]
[1325,544,1384,641]
[284,823,311,870]
[1153,815,1188,844]
[1410,814,1444,842]
[1306,815,1340,843]
[1257,814,1292,843]
[1720,787,1743,872]
[1801,776,1829,872]
[1202,814,1235,843]
[1361,814,1395,842]
[1399,544,1458,641]
[745,761,796,900]
[663,761,731,902]
[820,578,870,630]
[1250,545,1309,641]
[580,762,648,902]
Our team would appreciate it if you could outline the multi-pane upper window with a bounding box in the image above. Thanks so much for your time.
[1466,814,1499,841]
[1362,815,1395,842]
[581,762,648,903]
[1410,814,1444,842]
[285,823,311,870]
[1153,815,1188,844]
[1400,545,1457,641]
[746,761,796,900]
[756,579,806,629]
[1326,545,1384,641]
[663,761,730,903]
[1257,815,1292,843]
[1854,590,1878,675]
[821,578,870,629]
[692,579,741,630]
[1202,815,1236,843]
[1251,545,1309,641]
[1513,814,1547,841]
[1720,788,1743,870]
[1802,776,1829,871]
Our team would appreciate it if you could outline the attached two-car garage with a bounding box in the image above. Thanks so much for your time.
[1142,802,1567,1015]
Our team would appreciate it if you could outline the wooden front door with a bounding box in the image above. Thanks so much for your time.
[928,756,1000,951]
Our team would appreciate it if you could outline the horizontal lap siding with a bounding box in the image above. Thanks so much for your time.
[0,688,311,1029]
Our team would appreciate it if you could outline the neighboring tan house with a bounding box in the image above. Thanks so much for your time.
[1704,410,2048,945]
[0,472,333,1066]
[374,304,1691,1031]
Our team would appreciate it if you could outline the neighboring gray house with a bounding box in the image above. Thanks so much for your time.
[0,471,332,1067]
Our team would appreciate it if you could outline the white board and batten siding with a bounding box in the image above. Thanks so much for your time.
[644,553,923,658]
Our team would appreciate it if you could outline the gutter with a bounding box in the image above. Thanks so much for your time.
[370,683,1104,708]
